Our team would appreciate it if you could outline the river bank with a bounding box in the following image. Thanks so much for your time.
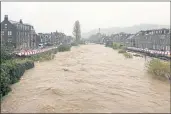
[1,44,170,113]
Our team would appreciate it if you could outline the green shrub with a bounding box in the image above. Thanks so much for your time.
[105,42,113,47]
[79,40,86,45]
[1,45,13,63]
[0,65,11,98]
[52,48,58,54]
[146,59,170,79]
[112,43,123,49]
[118,49,126,53]
[58,45,71,52]
[2,60,18,84]
[71,42,78,46]
[123,52,133,58]
[29,50,55,62]
[121,46,126,50]
[0,59,35,98]
[112,43,119,49]
[24,61,34,70]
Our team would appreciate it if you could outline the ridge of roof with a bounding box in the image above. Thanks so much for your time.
[9,20,32,26]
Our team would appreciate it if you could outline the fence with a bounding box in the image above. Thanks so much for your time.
[126,47,170,57]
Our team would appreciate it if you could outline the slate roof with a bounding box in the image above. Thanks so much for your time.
[9,20,32,26]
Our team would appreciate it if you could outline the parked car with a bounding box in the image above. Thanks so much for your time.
[38,44,44,49]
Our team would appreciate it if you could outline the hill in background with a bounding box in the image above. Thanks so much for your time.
[82,24,170,38]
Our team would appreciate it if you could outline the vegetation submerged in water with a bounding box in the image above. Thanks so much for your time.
[118,49,126,53]
[145,58,170,80]
[112,43,121,49]
[123,52,133,58]
[71,42,79,46]
[58,45,71,52]
[105,42,133,59]
[29,50,56,62]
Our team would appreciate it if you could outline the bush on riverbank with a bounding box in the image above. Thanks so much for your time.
[112,43,120,49]
[1,45,14,63]
[123,52,133,58]
[52,48,58,54]
[0,59,34,98]
[58,45,71,52]
[112,43,124,50]
[71,42,79,46]
[0,65,11,99]
[105,41,113,47]
[28,49,56,62]
[118,49,126,53]
[133,53,143,57]
[29,53,55,62]
[146,59,170,80]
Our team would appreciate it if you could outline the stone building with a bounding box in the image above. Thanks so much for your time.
[1,15,37,50]
[38,33,52,45]
[125,34,136,47]
[126,28,170,51]
[102,28,170,51]
[111,32,132,45]
[38,31,73,46]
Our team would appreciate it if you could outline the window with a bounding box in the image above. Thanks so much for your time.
[5,24,7,29]
[1,31,4,35]
[8,31,12,36]
[8,38,12,42]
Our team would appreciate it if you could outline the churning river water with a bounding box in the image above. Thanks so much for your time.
[1,44,170,113]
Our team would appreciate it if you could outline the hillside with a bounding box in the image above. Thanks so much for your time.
[82,24,170,38]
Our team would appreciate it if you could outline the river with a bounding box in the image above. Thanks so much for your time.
[1,44,170,113]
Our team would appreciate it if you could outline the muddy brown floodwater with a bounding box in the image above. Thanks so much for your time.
[1,44,170,113]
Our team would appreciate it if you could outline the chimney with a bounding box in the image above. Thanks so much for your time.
[19,19,23,24]
[4,15,8,20]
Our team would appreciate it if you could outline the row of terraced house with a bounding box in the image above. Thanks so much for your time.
[38,32,73,46]
[102,28,170,51]
[1,15,73,51]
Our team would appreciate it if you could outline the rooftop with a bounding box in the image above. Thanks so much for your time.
[9,20,32,27]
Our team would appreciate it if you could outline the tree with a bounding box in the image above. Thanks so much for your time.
[1,44,13,62]
[73,20,81,44]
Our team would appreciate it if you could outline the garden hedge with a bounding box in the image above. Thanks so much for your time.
[0,60,34,98]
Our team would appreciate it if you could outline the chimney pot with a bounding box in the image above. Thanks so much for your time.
[19,19,23,24]
[4,15,8,20]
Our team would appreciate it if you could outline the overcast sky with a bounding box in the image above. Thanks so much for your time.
[1,2,170,36]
